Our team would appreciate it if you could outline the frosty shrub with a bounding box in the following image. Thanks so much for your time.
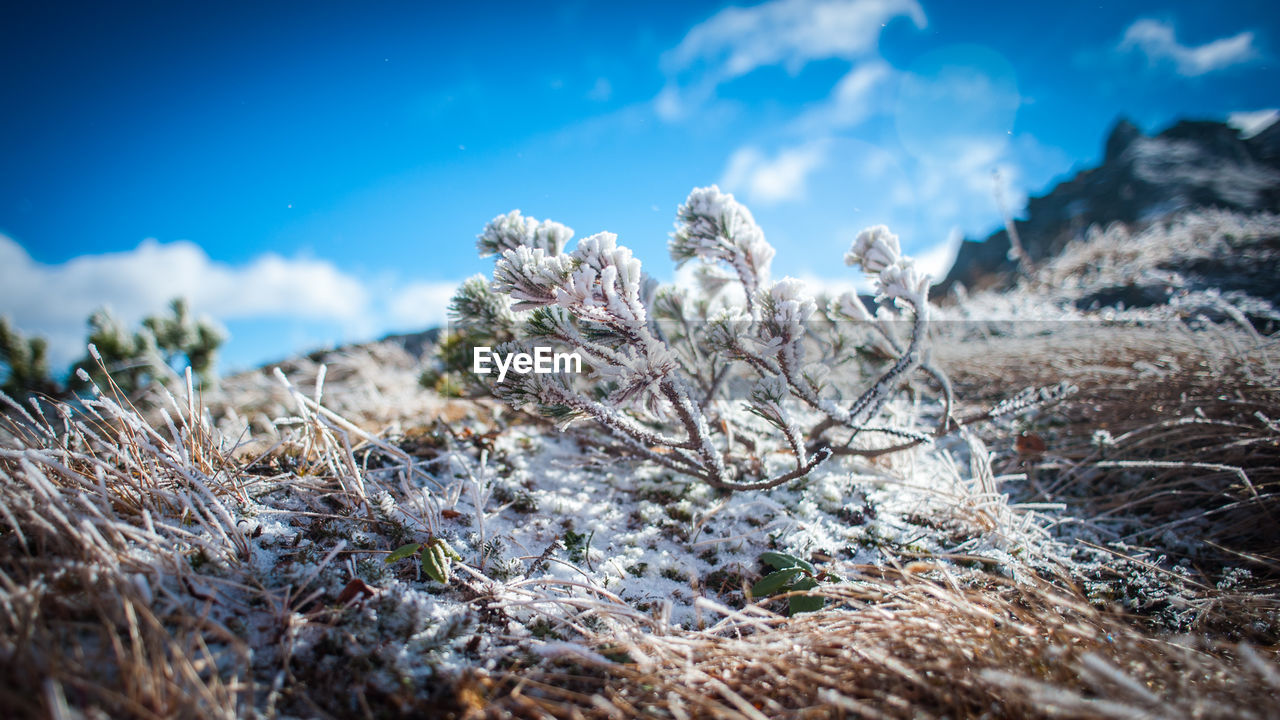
[2,299,225,401]
[72,298,225,397]
[451,188,1008,491]
[0,316,58,399]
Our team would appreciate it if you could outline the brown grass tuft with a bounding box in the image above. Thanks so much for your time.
[483,567,1280,719]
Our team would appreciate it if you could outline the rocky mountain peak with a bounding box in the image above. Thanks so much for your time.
[938,116,1280,296]
[1104,117,1142,163]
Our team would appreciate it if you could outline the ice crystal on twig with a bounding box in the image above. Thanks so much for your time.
[477,209,573,258]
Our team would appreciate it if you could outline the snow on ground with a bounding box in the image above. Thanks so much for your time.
[154,313,1066,695]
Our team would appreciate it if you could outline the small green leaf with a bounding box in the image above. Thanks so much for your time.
[422,543,451,583]
[433,538,463,562]
[385,543,422,564]
[751,568,801,597]
[760,551,814,574]
[788,577,824,615]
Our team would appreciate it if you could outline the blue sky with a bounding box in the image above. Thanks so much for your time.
[2,0,1277,374]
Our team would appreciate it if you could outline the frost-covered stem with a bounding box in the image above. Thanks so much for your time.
[922,361,957,434]
[775,352,831,420]
[825,385,1053,458]
[806,415,839,444]
[663,333,716,405]
[675,311,704,365]
[724,336,781,379]
[674,314,724,403]
[569,304,646,347]
[735,273,760,320]
[778,411,808,468]
[538,381,697,451]
[807,362,952,452]
[872,317,905,356]
[734,307,923,444]
[844,298,928,432]
[727,335,849,476]
[671,186,774,320]
[703,447,832,492]
[828,426,955,457]
[537,325,638,382]
[994,169,1034,277]
[856,425,933,442]
[699,364,728,409]
[828,441,917,458]
[609,434,712,481]
[659,380,728,485]
[984,381,1076,419]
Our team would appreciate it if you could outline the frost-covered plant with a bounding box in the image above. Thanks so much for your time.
[143,297,223,384]
[451,187,959,490]
[435,212,563,396]
[73,298,225,396]
[0,316,58,399]
[3,299,225,401]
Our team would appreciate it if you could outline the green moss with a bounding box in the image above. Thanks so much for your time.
[527,619,563,641]
[660,566,687,582]
[188,548,209,571]
[356,558,389,585]
[562,528,591,565]
[704,566,747,595]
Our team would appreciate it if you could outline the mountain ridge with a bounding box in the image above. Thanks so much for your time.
[937,115,1280,296]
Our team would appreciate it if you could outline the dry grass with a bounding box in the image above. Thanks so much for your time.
[935,320,1280,638]
[0,372,255,718]
[480,567,1280,719]
[0,353,492,719]
[938,323,1279,548]
[3,318,1279,718]
[465,320,1280,719]
[0,572,250,719]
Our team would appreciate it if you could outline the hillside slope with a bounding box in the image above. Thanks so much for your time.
[939,116,1280,297]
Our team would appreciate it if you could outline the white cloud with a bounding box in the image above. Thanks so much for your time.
[653,85,687,122]
[791,61,894,133]
[1228,109,1279,139]
[1120,19,1258,76]
[883,131,1071,257]
[665,0,924,79]
[655,2,1070,286]
[0,235,462,371]
[658,0,925,120]
[894,45,1022,160]
[721,141,830,205]
[387,281,460,331]
[912,229,963,282]
[909,138,1023,237]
